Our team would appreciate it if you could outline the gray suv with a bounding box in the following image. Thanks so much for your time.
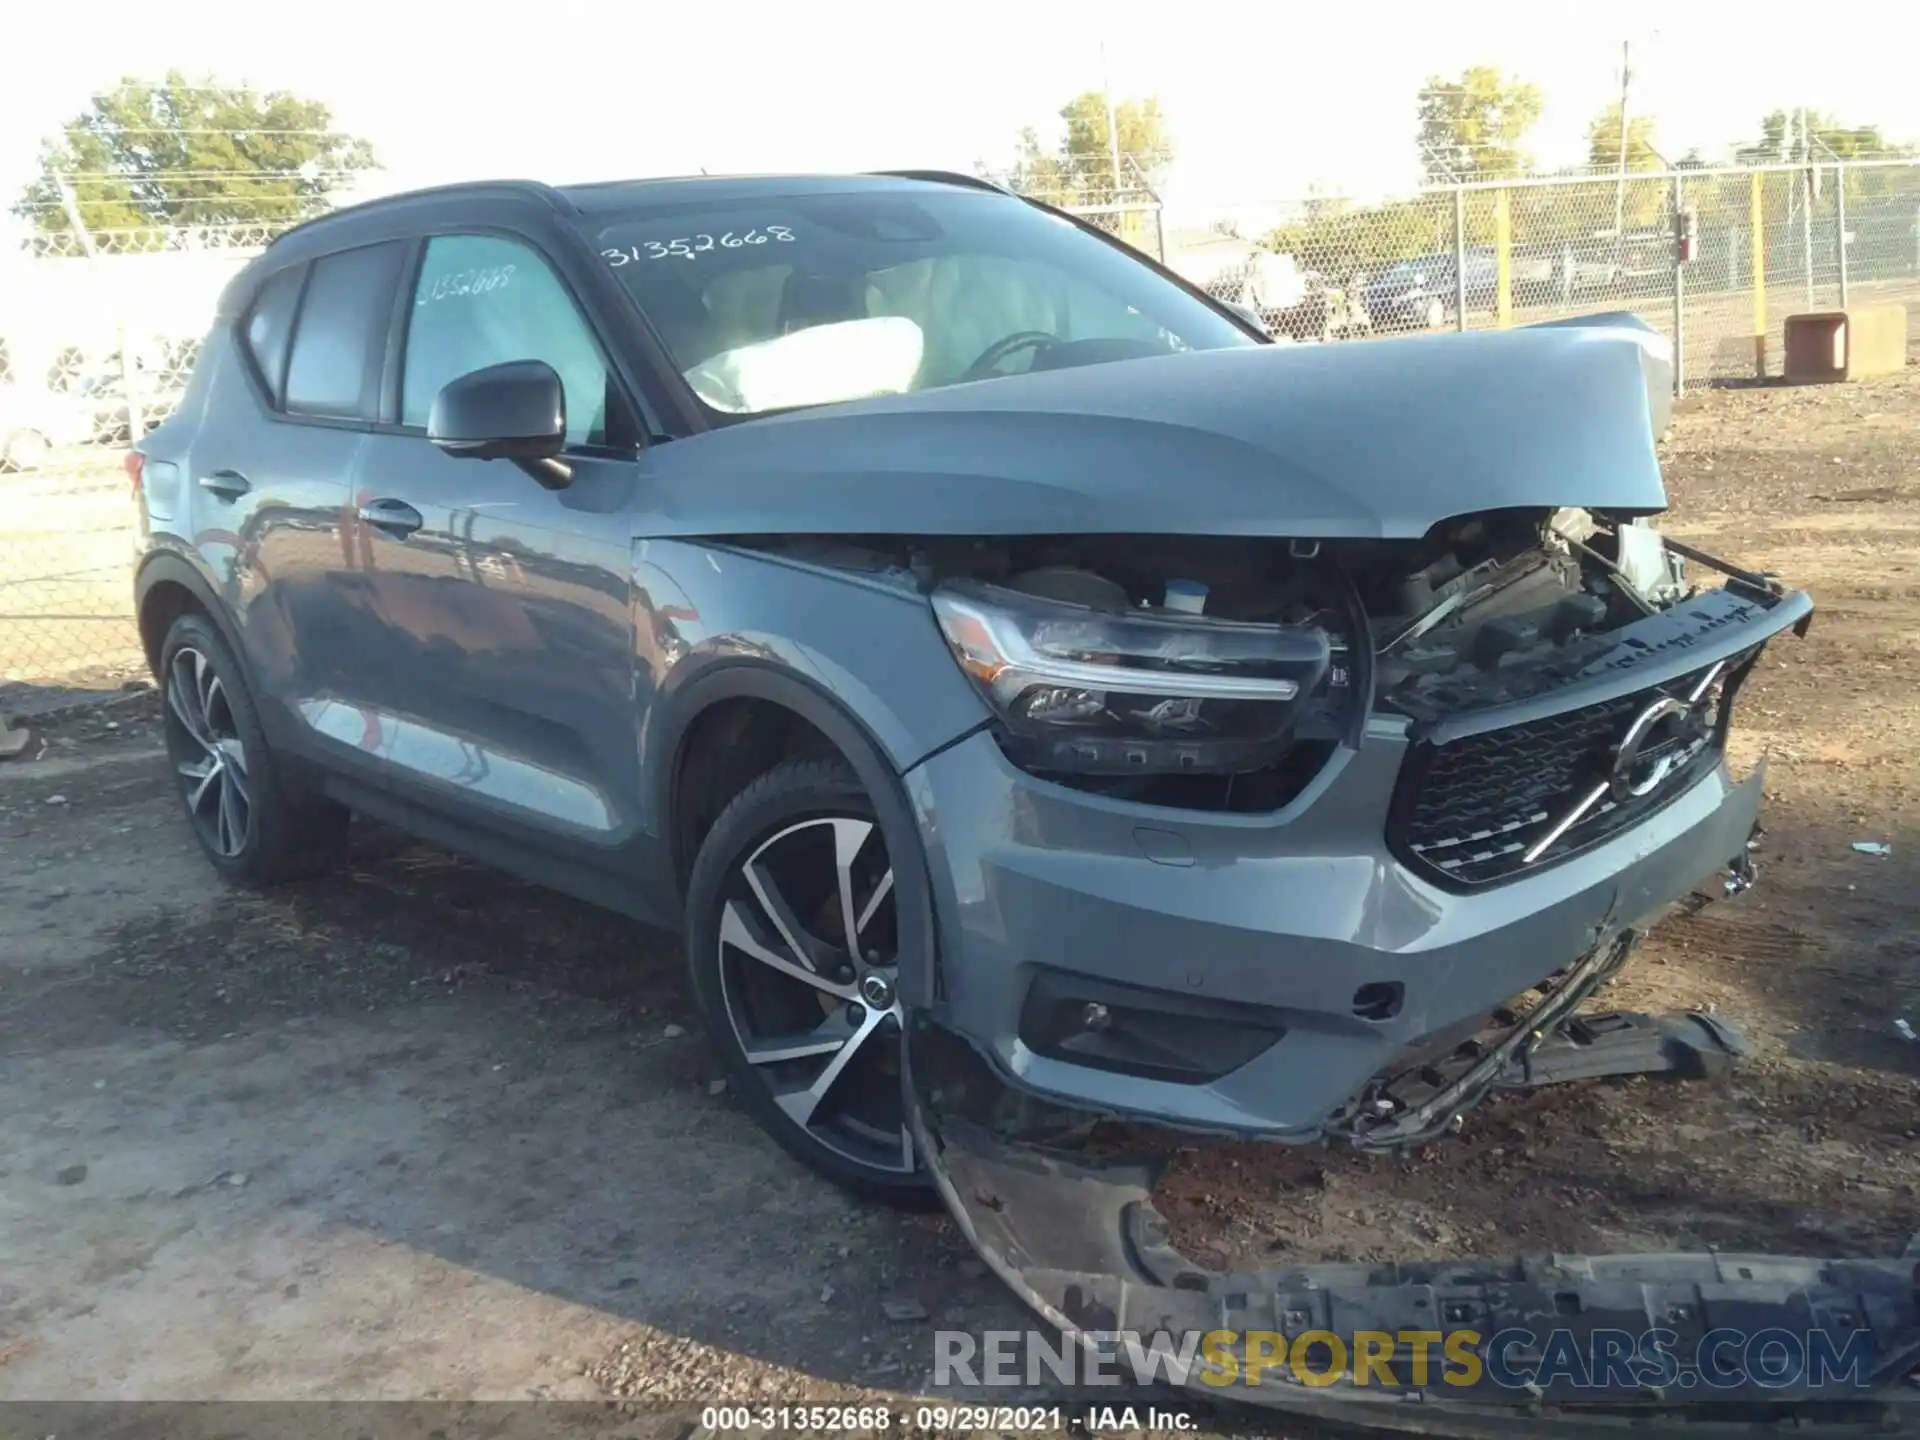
[131,171,1808,1199]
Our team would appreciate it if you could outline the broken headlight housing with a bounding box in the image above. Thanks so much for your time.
[931,581,1331,775]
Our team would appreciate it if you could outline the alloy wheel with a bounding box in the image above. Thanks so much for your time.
[716,815,912,1175]
[164,645,252,857]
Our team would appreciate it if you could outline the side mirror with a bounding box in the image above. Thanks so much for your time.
[428,360,570,486]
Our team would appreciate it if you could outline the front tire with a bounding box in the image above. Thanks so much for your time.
[158,612,349,884]
[685,756,929,1201]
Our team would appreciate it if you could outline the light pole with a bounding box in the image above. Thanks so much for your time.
[1101,40,1122,205]
[1613,38,1632,240]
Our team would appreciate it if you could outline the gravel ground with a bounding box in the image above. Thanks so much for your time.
[1,368,1917,1431]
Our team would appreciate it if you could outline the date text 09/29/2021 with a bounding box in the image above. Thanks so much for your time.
[697,1405,1192,1433]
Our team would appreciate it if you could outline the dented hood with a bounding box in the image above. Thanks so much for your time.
[640,319,1673,540]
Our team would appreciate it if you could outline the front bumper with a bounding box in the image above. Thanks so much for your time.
[907,1052,1920,1434]
[905,727,1766,1142]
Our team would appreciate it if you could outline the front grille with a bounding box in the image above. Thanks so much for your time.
[1388,662,1737,886]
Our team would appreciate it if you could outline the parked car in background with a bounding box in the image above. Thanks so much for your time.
[1363,242,1579,329]
[1362,252,1489,330]
[1565,228,1672,297]
[1617,226,1671,291]
[0,380,96,470]
[1261,270,1372,343]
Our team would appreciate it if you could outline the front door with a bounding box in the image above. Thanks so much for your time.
[332,233,649,887]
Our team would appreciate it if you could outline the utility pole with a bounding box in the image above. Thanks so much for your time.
[1798,106,1816,307]
[1613,38,1632,239]
[1101,40,1123,206]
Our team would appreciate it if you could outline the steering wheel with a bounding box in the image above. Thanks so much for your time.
[961,330,1056,381]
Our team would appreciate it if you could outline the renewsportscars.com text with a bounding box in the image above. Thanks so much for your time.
[933,1326,1877,1392]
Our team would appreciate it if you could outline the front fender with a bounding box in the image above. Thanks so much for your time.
[633,537,990,799]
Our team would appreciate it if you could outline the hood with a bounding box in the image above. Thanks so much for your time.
[638,319,1673,541]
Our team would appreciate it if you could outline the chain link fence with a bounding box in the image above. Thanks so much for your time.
[3,159,1917,714]
[1150,159,1920,382]
[2,215,278,712]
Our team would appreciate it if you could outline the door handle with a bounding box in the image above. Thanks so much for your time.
[357,498,423,538]
[198,469,251,499]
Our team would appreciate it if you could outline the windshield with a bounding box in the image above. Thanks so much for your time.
[596,188,1256,416]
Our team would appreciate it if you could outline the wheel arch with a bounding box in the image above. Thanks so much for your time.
[657,661,942,1007]
[134,551,236,681]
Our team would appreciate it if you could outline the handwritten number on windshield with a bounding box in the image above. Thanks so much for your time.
[601,226,796,265]
[417,263,516,303]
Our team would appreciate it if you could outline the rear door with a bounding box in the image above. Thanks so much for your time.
[184,242,407,751]
[336,231,646,874]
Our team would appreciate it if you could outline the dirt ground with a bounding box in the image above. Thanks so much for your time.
[2,369,1918,1420]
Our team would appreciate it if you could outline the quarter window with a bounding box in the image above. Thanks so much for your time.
[284,241,407,421]
[241,262,305,406]
[401,235,611,446]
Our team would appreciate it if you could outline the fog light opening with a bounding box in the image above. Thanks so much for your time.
[1352,981,1405,1022]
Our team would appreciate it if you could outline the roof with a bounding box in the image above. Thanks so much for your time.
[259,169,1013,259]
[559,169,1008,215]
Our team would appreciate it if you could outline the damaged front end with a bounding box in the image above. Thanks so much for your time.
[907,1025,1920,1435]
[885,515,1895,1430]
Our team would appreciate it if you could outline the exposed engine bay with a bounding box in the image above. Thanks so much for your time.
[743,506,1757,812]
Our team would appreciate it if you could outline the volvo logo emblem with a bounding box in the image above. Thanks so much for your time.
[1609,696,1701,801]
[1522,674,1723,868]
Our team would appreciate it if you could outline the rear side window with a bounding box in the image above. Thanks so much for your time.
[241,263,305,405]
[284,241,407,421]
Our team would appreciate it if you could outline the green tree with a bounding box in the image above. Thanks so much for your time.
[1005,125,1075,206]
[1586,102,1661,173]
[1585,102,1666,229]
[1416,66,1543,181]
[15,72,376,236]
[1004,92,1171,206]
[1735,109,1898,163]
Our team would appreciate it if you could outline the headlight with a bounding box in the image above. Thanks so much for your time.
[931,581,1331,775]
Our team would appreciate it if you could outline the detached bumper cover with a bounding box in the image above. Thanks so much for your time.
[908,1036,1920,1435]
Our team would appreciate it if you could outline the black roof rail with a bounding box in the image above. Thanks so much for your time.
[868,169,1015,196]
[267,179,575,248]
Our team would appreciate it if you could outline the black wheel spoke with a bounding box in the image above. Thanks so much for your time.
[742,1013,858,1067]
[743,854,825,974]
[180,756,219,813]
[828,817,874,959]
[855,867,894,937]
[720,901,855,1000]
[167,654,213,751]
[217,739,250,806]
[770,1002,886,1131]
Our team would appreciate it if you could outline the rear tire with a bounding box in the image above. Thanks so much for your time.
[685,756,931,1203]
[158,612,349,884]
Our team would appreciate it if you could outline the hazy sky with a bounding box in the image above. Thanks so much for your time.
[3,0,1918,230]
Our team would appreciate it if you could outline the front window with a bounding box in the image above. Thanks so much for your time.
[595,188,1255,416]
